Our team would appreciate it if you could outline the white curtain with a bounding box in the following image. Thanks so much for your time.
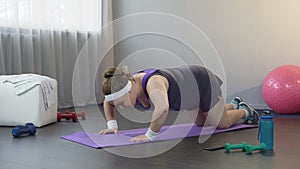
[0,0,114,108]
[72,0,115,107]
[0,0,101,31]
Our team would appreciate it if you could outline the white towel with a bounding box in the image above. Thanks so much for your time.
[1,74,56,110]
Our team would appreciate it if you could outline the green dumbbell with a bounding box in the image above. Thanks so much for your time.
[245,143,266,154]
[224,142,248,153]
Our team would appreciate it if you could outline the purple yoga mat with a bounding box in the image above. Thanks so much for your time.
[61,123,257,148]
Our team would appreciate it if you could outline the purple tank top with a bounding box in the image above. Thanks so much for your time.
[134,69,157,110]
[136,65,223,112]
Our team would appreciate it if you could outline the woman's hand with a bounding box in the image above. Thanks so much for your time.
[129,134,150,142]
[99,128,118,135]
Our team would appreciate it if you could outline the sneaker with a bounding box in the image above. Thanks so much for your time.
[238,102,260,124]
[230,96,243,109]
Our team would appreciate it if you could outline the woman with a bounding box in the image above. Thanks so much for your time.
[99,65,259,142]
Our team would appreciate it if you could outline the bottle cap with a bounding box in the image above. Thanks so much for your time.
[261,115,273,119]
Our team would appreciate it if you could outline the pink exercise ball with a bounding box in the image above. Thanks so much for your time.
[262,65,300,114]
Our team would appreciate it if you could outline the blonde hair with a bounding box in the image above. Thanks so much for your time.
[102,67,133,95]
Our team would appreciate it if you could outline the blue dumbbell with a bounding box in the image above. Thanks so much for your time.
[12,123,36,137]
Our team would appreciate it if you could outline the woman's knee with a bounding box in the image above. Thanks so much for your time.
[194,112,208,126]
[194,120,204,126]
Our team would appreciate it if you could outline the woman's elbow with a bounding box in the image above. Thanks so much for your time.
[159,103,169,114]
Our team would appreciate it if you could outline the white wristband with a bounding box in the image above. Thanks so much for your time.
[107,120,118,129]
[145,128,159,141]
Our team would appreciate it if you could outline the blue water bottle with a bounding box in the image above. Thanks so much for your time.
[258,111,274,150]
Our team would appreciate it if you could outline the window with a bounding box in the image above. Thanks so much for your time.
[0,0,101,31]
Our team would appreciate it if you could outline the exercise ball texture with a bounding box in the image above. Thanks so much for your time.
[262,65,300,114]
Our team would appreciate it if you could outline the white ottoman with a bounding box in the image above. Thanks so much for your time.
[0,75,57,127]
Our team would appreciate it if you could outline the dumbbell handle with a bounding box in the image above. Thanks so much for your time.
[225,142,248,153]
[57,112,78,122]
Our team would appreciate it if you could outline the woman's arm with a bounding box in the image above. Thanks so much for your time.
[103,100,117,121]
[129,75,169,142]
[99,100,118,134]
[148,82,169,133]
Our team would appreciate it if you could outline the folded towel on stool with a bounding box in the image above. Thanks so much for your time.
[1,74,56,110]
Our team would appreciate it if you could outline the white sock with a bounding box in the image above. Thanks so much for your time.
[232,103,238,110]
[241,109,250,120]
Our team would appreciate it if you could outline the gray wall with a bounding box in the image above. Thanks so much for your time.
[111,0,300,109]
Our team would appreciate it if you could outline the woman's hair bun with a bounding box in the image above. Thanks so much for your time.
[103,67,132,80]
[104,73,114,79]
[103,67,123,79]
